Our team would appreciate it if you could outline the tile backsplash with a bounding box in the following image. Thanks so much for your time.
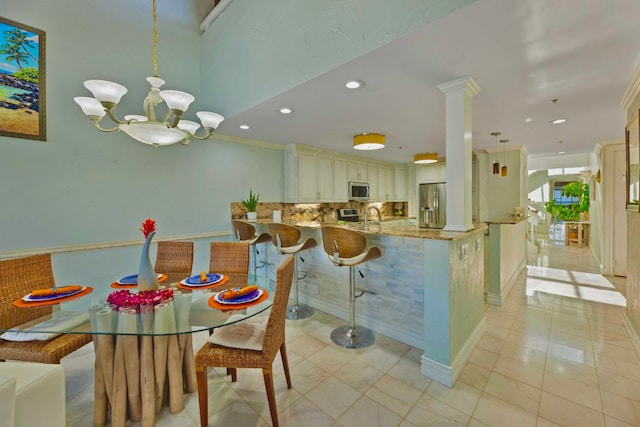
[231,201,409,222]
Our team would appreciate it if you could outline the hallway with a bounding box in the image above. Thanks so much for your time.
[60,239,638,426]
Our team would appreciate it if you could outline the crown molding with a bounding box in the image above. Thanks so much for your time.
[619,65,640,110]
[200,0,235,31]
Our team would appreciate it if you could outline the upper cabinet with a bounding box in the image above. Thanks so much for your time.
[285,144,409,203]
[285,145,334,202]
[417,162,446,183]
[333,157,348,202]
[348,160,368,182]
[394,166,407,201]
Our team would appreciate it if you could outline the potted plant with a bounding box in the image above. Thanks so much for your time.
[544,181,590,222]
[242,189,259,222]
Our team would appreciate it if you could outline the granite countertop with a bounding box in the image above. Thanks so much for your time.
[485,215,529,225]
[247,218,486,241]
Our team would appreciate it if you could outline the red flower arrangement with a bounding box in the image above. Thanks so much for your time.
[106,288,173,312]
[139,218,156,238]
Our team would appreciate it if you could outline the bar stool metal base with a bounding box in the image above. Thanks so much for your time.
[286,304,314,320]
[331,325,375,349]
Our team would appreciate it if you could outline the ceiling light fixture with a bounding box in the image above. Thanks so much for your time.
[413,153,438,164]
[279,107,293,114]
[74,0,223,147]
[490,131,501,174]
[551,118,566,124]
[500,139,509,176]
[345,80,364,89]
[353,133,385,150]
[239,125,250,130]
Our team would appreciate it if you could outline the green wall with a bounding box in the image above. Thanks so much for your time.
[0,0,284,253]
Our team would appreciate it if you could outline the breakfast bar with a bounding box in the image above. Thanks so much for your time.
[250,219,486,387]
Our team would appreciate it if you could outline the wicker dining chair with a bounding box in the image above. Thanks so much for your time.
[0,253,92,364]
[209,241,250,286]
[154,241,194,284]
[195,255,295,427]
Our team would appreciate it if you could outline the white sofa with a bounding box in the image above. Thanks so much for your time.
[0,362,65,427]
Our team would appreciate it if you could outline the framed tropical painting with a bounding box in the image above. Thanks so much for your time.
[0,17,46,141]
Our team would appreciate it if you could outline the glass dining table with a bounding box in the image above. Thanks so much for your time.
[0,274,275,427]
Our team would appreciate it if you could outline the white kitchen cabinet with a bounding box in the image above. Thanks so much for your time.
[418,162,446,183]
[286,145,334,202]
[348,160,367,182]
[394,166,407,200]
[333,157,348,202]
[367,163,379,200]
[379,166,394,200]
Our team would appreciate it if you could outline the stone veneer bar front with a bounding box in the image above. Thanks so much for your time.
[239,215,486,388]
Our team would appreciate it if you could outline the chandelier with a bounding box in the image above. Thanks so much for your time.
[74,0,224,147]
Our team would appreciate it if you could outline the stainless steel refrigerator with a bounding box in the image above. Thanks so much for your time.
[419,182,446,228]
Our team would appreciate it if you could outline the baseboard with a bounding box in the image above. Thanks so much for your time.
[299,295,424,349]
[486,261,526,307]
[420,317,486,387]
[623,312,640,360]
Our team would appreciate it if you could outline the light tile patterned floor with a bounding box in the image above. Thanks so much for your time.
[61,238,639,426]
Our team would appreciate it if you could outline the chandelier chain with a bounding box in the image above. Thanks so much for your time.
[152,0,158,77]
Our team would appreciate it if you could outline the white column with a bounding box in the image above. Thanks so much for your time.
[437,76,480,232]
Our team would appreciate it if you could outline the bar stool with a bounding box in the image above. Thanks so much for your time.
[231,220,271,281]
[321,225,381,348]
[268,223,317,320]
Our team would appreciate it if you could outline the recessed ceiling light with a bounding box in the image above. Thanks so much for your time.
[558,151,566,154]
[345,80,364,89]
[239,125,250,130]
[525,118,533,123]
[279,107,293,114]
[550,118,566,124]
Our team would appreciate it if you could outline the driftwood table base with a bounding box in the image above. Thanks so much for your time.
[92,333,197,427]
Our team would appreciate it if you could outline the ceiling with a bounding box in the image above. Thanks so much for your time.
[213,0,640,164]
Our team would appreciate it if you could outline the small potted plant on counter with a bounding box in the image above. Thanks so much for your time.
[242,189,259,222]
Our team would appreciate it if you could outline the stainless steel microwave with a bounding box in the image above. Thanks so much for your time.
[349,181,370,201]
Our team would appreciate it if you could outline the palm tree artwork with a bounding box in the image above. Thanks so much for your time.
[0,17,45,140]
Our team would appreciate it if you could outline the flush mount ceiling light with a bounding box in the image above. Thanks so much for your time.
[353,133,385,150]
[239,125,250,130]
[413,153,438,164]
[345,80,365,89]
[74,0,224,147]
[551,118,567,124]
[279,107,294,114]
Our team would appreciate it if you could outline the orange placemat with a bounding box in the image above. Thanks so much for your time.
[110,274,168,289]
[177,275,229,291]
[207,289,269,311]
[13,286,94,308]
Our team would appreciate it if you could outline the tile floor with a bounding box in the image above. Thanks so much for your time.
[60,235,639,426]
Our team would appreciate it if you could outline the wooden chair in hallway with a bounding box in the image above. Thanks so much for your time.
[0,253,92,364]
[195,255,295,427]
[154,241,194,284]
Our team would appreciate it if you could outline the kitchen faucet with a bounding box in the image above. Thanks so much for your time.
[364,206,382,230]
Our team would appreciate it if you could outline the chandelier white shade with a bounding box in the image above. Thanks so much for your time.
[74,0,224,147]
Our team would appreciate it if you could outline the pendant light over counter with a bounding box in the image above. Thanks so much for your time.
[500,139,509,176]
[490,131,501,174]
